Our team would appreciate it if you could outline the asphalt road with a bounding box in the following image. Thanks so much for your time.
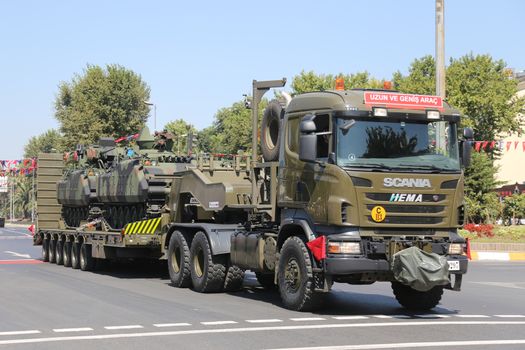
[1,225,525,349]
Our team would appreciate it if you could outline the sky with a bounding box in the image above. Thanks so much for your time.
[0,0,523,160]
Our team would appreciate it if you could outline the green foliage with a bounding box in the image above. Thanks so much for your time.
[292,70,383,94]
[55,64,150,150]
[502,194,525,223]
[23,129,63,158]
[392,55,436,95]
[163,119,197,154]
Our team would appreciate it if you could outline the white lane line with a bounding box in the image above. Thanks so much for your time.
[414,314,450,319]
[200,321,238,326]
[266,339,525,350]
[1,321,525,346]
[332,316,369,320]
[1,228,32,236]
[53,328,93,333]
[0,330,41,336]
[246,319,283,323]
[494,315,525,318]
[153,323,191,328]
[372,315,411,319]
[455,314,490,318]
[3,251,32,259]
[290,317,326,322]
[104,325,143,330]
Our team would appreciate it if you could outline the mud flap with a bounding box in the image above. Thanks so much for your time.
[392,246,450,292]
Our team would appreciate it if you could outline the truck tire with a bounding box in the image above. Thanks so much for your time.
[63,241,72,267]
[55,240,64,265]
[261,100,284,162]
[190,231,226,293]
[71,242,81,269]
[168,231,191,288]
[48,239,57,263]
[42,236,50,262]
[255,272,276,289]
[79,243,94,271]
[277,236,323,311]
[391,281,444,311]
[224,265,245,292]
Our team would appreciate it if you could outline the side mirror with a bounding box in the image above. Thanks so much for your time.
[463,127,474,140]
[461,141,472,168]
[299,114,317,162]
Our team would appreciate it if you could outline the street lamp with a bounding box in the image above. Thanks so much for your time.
[143,100,157,131]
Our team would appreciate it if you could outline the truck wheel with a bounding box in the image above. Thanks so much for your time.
[391,282,444,310]
[71,242,81,269]
[48,239,57,263]
[224,265,245,292]
[42,236,50,262]
[261,100,283,162]
[168,231,191,288]
[255,272,276,289]
[63,241,72,267]
[278,236,323,311]
[190,231,226,293]
[80,243,94,271]
[55,240,64,265]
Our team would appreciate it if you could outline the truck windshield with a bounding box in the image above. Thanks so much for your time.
[336,118,460,172]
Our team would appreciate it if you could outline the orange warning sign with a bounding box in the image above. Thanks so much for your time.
[371,206,386,222]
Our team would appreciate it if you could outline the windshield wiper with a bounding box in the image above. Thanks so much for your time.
[395,164,457,172]
[341,162,393,171]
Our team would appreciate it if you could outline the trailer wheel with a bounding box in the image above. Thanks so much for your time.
[255,272,276,289]
[224,265,245,292]
[63,241,72,267]
[190,231,226,293]
[48,239,57,263]
[261,100,284,161]
[277,236,323,311]
[42,236,50,262]
[55,239,64,265]
[71,242,80,269]
[391,282,444,310]
[168,231,191,288]
[80,243,94,271]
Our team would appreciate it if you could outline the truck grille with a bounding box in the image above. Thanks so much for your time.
[366,204,444,214]
[371,216,443,225]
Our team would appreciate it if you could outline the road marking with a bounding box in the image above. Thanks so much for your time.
[153,323,191,328]
[494,315,525,318]
[455,314,490,318]
[4,251,31,259]
[266,339,525,350]
[372,315,411,319]
[0,330,41,336]
[0,228,32,236]
[104,325,143,330]
[1,321,525,346]
[0,236,31,240]
[332,316,369,320]
[472,281,525,290]
[246,319,283,323]
[414,314,450,318]
[53,328,93,333]
[476,252,511,261]
[0,259,43,265]
[200,321,238,326]
[290,317,326,322]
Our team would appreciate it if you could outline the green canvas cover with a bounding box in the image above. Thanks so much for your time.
[392,246,450,292]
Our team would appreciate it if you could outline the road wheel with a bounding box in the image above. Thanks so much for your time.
[71,242,81,270]
[55,240,64,265]
[80,243,94,271]
[42,236,50,262]
[63,241,72,267]
[224,265,245,292]
[255,272,276,289]
[190,231,226,292]
[168,231,191,288]
[48,239,57,263]
[277,236,323,311]
[391,282,444,311]
[261,100,283,161]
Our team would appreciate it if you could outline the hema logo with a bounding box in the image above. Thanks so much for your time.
[389,193,423,202]
[383,178,431,188]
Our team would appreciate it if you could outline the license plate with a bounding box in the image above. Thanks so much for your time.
[448,260,460,271]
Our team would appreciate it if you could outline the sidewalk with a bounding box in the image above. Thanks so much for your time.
[470,242,525,261]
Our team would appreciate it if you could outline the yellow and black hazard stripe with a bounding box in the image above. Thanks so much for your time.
[123,217,162,235]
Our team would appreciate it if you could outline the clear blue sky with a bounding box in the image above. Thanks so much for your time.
[0,0,523,159]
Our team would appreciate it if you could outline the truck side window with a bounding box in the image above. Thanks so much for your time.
[314,114,330,159]
[287,117,299,153]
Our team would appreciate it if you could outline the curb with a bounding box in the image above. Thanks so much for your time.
[470,251,525,261]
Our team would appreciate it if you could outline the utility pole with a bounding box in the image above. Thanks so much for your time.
[435,0,446,151]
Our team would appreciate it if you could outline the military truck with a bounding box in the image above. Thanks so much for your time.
[35,79,472,311]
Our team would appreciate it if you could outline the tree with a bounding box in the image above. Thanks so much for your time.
[292,70,383,94]
[392,55,436,95]
[503,194,525,225]
[163,119,197,154]
[55,64,151,149]
[23,129,63,158]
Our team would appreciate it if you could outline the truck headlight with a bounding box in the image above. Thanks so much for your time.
[448,243,464,255]
[327,242,361,254]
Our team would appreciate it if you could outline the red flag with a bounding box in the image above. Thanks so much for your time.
[489,141,496,149]
[523,141,525,152]
[115,136,126,143]
[515,141,519,150]
[28,225,35,235]
[306,236,326,261]
[506,141,512,151]
[481,141,489,150]
[474,142,482,152]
